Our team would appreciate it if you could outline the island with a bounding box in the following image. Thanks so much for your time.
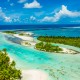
[35,42,62,53]
[3,31,36,46]
[37,36,80,48]
[3,31,79,54]
[3,31,16,34]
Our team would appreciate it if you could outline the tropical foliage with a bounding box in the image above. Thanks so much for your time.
[4,31,16,34]
[35,42,62,52]
[0,49,21,80]
[37,36,80,48]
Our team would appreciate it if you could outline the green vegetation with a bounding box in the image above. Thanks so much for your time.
[19,33,31,36]
[37,36,80,48]
[0,49,21,80]
[19,33,25,36]
[24,42,31,45]
[4,31,16,34]
[35,42,62,53]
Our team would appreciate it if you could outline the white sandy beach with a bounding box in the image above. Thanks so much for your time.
[13,34,34,41]
[13,33,36,46]
[61,47,76,54]
[21,69,49,80]
[8,55,49,80]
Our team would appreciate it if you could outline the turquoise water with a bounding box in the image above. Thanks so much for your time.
[0,31,80,80]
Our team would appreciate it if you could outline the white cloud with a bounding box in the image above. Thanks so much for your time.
[41,16,54,22]
[0,7,23,23]
[13,18,20,22]
[4,17,12,22]
[42,5,80,22]
[8,13,22,23]
[10,3,14,6]
[0,7,5,17]
[0,7,12,22]
[18,0,26,3]
[30,16,36,20]
[24,0,42,8]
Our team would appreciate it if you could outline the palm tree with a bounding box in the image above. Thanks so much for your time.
[2,48,7,55]
[10,61,16,68]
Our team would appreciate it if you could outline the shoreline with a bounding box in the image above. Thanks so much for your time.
[35,47,79,54]
[8,54,49,80]
[3,31,80,54]
[60,47,79,54]
[21,69,49,80]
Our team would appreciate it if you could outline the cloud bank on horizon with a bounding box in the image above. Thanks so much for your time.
[0,0,80,24]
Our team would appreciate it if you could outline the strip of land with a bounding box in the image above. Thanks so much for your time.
[37,36,80,48]
[3,31,80,54]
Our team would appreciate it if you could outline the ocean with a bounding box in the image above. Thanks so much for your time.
[0,24,80,37]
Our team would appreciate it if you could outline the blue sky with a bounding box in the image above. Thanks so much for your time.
[0,0,80,24]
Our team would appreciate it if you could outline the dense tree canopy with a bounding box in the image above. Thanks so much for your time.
[4,31,16,34]
[0,49,21,80]
[37,36,80,48]
[35,42,62,53]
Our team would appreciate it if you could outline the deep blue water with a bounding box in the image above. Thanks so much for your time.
[0,24,80,30]
[0,24,80,37]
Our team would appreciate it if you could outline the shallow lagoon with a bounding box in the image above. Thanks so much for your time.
[0,27,80,80]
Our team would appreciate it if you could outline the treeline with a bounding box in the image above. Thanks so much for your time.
[37,36,80,48]
[35,42,62,53]
[4,31,16,34]
[0,49,21,80]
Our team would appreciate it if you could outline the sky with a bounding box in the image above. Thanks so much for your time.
[0,0,80,24]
